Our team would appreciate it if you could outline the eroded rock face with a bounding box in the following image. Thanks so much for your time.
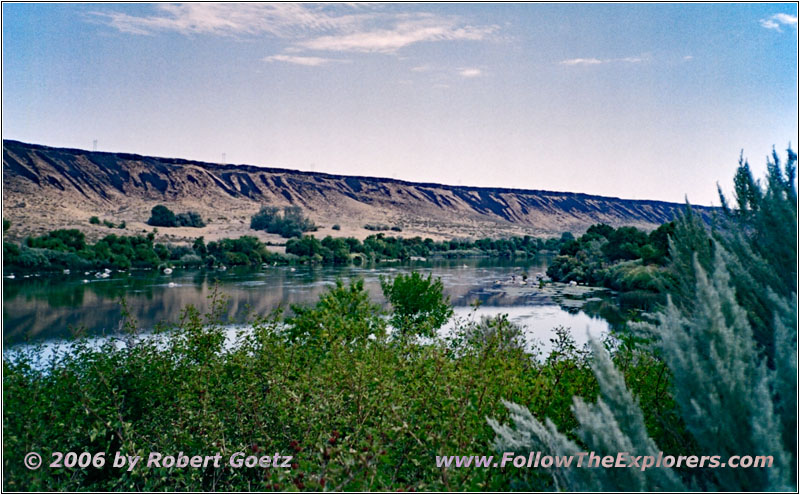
[3,139,714,241]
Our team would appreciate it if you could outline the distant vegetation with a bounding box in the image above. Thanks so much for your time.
[147,205,206,228]
[3,226,651,275]
[545,222,676,308]
[89,216,126,229]
[2,230,284,272]
[4,217,691,312]
[364,223,403,232]
[250,206,316,238]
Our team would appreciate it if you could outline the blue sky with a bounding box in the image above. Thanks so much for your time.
[3,3,797,204]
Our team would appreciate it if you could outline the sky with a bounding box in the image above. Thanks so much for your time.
[2,3,797,205]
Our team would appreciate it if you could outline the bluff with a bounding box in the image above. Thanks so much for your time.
[2,140,712,241]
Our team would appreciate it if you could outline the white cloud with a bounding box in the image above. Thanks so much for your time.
[411,65,432,72]
[94,4,498,54]
[760,13,797,31]
[620,55,647,63]
[93,4,363,37]
[263,54,344,66]
[296,16,497,53]
[458,68,483,78]
[560,58,604,66]
[683,55,694,61]
[560,54,650,66]
[774,13,798,25]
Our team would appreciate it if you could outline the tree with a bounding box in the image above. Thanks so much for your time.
[489,147,797,491]
[176,211,206,227]
[147,205,177,227]
[286,235,322,258]
[192,236,207,256]
[380,272,454,338]
[250,205,316,238]
[286,279,385,347]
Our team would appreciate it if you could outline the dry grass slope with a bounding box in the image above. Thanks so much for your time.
[3,140,713,244]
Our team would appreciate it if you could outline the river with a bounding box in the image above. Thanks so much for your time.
[3,257,622,355]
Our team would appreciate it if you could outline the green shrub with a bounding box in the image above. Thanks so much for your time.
[287,279,386,347]
[381,272,454,338]
[175,211,206,228]
[147,205,177,227]
[251,206,315,238]
[4,287,676,491]
[490,147,798,491]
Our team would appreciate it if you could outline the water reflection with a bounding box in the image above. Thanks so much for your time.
[3,257,620,346]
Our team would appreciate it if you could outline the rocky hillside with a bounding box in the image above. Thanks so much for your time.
[3,140,712,242]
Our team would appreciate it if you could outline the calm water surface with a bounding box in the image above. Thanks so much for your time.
[3,257,618,353]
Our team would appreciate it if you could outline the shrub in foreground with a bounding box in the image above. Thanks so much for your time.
[3,277,677,491]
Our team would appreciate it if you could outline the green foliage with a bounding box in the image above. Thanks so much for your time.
[175,211,206,228]
[147,205,177,227]
[206,236,274,266]
[546,222,677,306]
[250,206,316,238]
[89,216,100,225]
[26,229,87,252]
[286,279,386,348]
[147,205,205,228]
[4,281,677,491]
[381,272,454,338]
[490,147,798,491]
[332,224,341,231]
[285,235,323,258]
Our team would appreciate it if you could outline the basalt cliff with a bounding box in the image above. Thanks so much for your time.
[2,140,711,242]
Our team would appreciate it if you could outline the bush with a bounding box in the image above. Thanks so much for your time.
[251,206,315,238]
[287,279,386,347]
[380,272,454,338]
[490,147,798,491]
[286,235,323,258]
[147,205,177,227]
[14,247,50,270]
[26,229,86,252]
[88,216,100,225]
[175,211,206,228]
[332,224,341,231]
[148,206,205,228]
[5,280,678,491]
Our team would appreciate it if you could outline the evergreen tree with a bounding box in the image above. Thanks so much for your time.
[489,148,797,491]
